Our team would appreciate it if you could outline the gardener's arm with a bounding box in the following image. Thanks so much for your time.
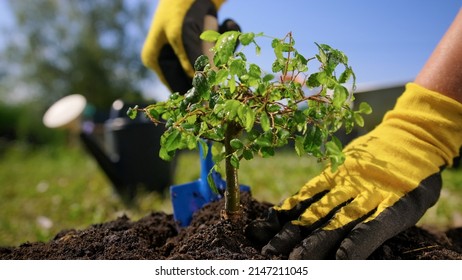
[415,8,462,103]
[202,15,219,67]
[246,8,462,259]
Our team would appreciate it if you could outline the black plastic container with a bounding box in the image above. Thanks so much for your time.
[80,100,174,204]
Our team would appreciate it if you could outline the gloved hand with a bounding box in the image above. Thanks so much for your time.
[219,18,241,34]
[141,0,227,94]
[246,83,462,259]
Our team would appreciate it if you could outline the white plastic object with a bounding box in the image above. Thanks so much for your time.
[43,94,87,129]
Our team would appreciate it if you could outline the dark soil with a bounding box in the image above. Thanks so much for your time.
[1,192,462,260]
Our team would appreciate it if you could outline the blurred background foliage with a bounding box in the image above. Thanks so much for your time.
[0,0,165,246]
[0,0,461,248]
[0,0,154,146]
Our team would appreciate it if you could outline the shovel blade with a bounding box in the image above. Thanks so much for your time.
[169,141,251,228]
[170,181,251,228]
[170,180,210,227]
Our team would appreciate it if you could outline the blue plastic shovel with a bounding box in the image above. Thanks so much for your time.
[170,141,250,227]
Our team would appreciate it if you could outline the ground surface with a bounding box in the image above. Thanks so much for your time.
[1,192,462,260]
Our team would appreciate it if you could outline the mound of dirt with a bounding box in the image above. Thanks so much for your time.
[1,192,461,260]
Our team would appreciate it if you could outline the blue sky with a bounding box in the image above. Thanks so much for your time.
[149,0,461,100]
[218,0,461,84]
[1,1,461,101]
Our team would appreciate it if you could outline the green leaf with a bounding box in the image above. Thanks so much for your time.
[244,106,255,132]
[271,59,284,73]
[272,38,283,58]
[211,142,224,161]
[339,67,353,83]
[247,129,259,141]
[260,112,271,132]
[163,130,182,152]
[159,146,174,161]
[214,31,240,66]
[255,44,261,55]
[184,87,198,103]
[207,172,219,194]
[294,52,308,72]
[148,107,160,120]
[304,126,323,155]
[267,104,281,113]
[280,42,293,52]
[315,43,327,64]
[236,51,247,61]
[263,74,274,82]
[229,75,236,93]
[229,58,246,77]
[215,69,229,84]
[198,139,209,160]
[192,72,209,97]
[242,149,254,160]
[317,71,329,85]
[240,74,249,81]
[353,112,364,127]
[326,138,345,172]
[278,129,290,144]
[200,30,220,42]
[239,32,255,46]
[206,69,217,85]
[181,123,196,133]
[255,132,273,147]
[235,102,255,131]
[333,85,348,108]
[230,154,240,169]
[230,138,244,149]
[326,137,344,156]
[294,135,305,156]
[126,106,138,119]
[260,147,275,158]
[249,63,261,75]
[359,102,373,114]
[194,55,209,71]
[236,104,246,125]
[185,134,197,150]
[224,99,240,120]
[306,73,321,88]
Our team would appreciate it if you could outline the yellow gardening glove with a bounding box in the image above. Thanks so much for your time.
[246,83,462,259]
[141,0,232,94]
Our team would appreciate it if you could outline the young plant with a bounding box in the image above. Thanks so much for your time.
[128,31,371,222]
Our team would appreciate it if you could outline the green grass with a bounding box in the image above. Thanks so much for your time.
[0,142,461,247]
[418,166,462,228]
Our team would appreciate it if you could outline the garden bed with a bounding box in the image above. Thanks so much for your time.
[1,192,461,260]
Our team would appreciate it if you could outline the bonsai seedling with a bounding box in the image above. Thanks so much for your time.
[128,30,371,223]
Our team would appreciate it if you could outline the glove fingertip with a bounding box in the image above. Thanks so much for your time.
[336,223,382,260]
[219,18,241,33]
[261,222,303,257]
[335,239,355,260]
[245,220,279,246]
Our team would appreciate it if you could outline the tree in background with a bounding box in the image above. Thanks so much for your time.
[0,0,154,144]
[1,0,152,111]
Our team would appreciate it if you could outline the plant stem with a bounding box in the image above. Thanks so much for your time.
[224,121,241,222]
